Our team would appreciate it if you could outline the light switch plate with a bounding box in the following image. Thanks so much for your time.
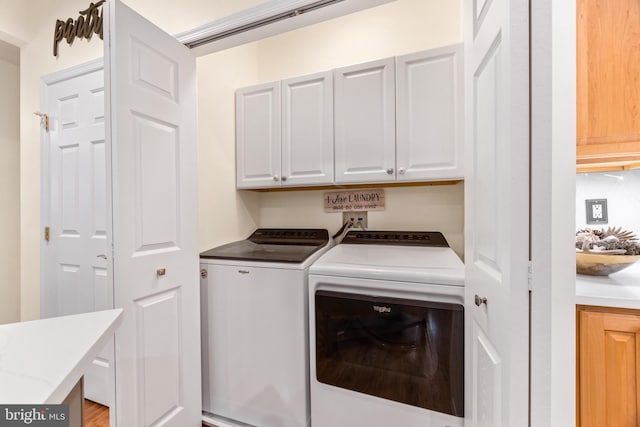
[586,199,608,224]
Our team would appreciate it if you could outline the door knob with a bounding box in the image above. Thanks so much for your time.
[398,168,405,175]
[281,176,288,182]
[474,294,487,306]
[200,269,208,279]
[386,168,394,175]
[157,268,166,277]
[273,175,280,182]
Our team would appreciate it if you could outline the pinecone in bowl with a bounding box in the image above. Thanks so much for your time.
[576,227,640,275]
[576,227,640,254]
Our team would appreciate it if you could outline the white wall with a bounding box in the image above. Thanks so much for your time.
[197,0,465,256]
[0,42,20,324]
[576,170,640,235]
[10,0,462,320]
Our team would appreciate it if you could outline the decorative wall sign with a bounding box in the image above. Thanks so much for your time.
[53,1,105,57]
[324,189,385,212]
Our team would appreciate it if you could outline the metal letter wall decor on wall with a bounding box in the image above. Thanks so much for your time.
[53,0,105,57]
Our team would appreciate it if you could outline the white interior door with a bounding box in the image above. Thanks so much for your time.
[41,61,113,406]
[464,0,530,425]
[104,1,201,425]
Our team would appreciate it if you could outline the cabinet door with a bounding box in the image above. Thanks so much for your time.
[282,71,334,186]
[576,0,640,168]
[236,81,281,188]
[578,307,640,427]
[334,57,396,184]
[396,44,463,181]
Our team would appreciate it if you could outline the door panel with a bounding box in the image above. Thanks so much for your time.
[282,71,334,186]
[396,44,464,181]
[104,1,201,425]
[236,81,282,188]
[334,57,396,183]
[464,0,530,425]
[42,64,112,406]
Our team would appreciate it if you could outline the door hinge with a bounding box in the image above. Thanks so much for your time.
[44,226,50,242]
[527,261,533,291]
[34,112,50,132]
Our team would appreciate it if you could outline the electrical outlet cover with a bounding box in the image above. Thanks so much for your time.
[342,211,368,229]
[585,199,608,224]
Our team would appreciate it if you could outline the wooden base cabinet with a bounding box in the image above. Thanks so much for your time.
[577,305,640,426]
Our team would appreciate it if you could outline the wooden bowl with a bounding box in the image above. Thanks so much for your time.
[576,252,640,276]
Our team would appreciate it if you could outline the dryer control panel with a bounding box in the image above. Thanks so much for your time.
[341,230,450,247]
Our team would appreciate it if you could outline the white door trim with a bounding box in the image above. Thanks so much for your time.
[41,58,104,86]
[529,0,577,426]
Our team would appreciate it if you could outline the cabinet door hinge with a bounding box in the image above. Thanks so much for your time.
[44,226,50,242]
[527,260,533,292]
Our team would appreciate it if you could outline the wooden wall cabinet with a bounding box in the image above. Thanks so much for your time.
[576,0,640,171]
[577,305,640,426]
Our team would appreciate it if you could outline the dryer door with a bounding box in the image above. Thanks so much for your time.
[315,290,464,417]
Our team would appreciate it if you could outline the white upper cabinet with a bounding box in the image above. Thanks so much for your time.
[235,46,464,189]
[396,44,464,181]
[236,81,282,188]
[334,57,396,184]
[282,71,334,186]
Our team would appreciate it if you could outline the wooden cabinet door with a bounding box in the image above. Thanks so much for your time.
[578,306,640,427]
[396,44,464,181]
[576,0,640,167]
[334,57,396,184]
[236,81,282,188]
[281,71,334,186]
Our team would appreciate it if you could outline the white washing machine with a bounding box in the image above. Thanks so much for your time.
[200,228,331,427]
[309,230,465,427]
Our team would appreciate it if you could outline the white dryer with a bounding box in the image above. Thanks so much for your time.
[200,229,331,427]
[309,230,465,427]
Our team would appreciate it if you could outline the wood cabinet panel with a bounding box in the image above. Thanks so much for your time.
[578,306,640,426]
[576,0,640,168]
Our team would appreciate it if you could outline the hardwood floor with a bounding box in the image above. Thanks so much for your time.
[83,399,209,426]
[84,400,109,427]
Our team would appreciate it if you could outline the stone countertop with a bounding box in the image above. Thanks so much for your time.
[0,309,123,404]
[576,261,640,309]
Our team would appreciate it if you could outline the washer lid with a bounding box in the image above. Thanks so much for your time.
[309,243,465,286]
[200,228,329,263]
